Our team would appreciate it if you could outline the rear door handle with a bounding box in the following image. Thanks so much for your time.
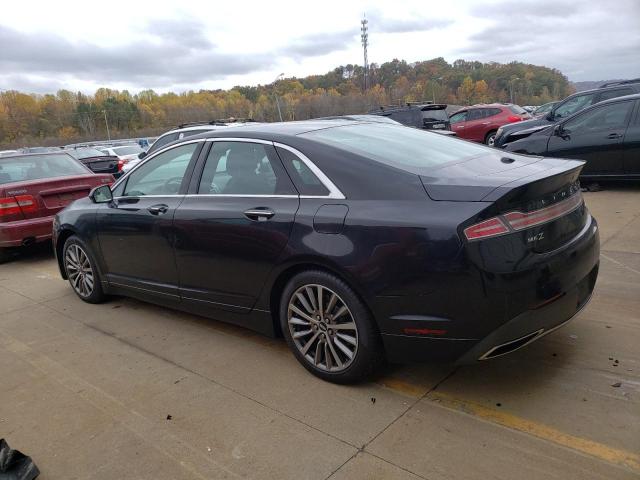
[244,208,275,221]
[148,204,169,215]
[607,133,623,139]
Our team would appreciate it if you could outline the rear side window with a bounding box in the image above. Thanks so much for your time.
[467,109,483,121]
[564,101,634,134]
[0,154,87,184]
[598,88,634,102]
[277,147,329,196]
[302,123,492,171]
[147,133,178,155]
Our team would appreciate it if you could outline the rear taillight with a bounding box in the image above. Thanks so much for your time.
[117,159,129,171]
[0,195,37,220]
[464,193,583,241]
[507,115,522,122]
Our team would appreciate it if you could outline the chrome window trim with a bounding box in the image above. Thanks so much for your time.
[110,136,347,201]
[110,139,205,190]
[272,142,345,200]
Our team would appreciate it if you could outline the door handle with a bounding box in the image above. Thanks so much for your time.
[148,204,169,215]
[244,208,275,221]
[607,133,623,139]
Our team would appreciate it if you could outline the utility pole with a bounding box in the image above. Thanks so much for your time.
[509,77,520,104]
[361,15,369,91]
[273,73,284,122]
[102,110,111,141]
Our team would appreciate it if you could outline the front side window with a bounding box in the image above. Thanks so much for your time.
[198,142,295,195]
[123,143,198,196]
[554,94,595,119]
[563,101,633,134]
[449,111,468,124]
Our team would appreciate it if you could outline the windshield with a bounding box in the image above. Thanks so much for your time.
[508,105,527,114]
[69,147,106,159]
[0,154,88,184]
[302,123,491,170]
[113,145,143,155]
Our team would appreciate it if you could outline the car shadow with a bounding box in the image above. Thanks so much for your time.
[1,241,56,265]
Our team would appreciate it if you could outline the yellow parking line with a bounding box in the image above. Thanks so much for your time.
[426,390,640,473]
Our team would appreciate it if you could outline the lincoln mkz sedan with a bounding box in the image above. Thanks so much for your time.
[53,121,600,383]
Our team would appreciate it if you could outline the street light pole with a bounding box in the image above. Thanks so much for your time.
[102,110,111,141]
[432,77,443,103]
[509,77,520,104]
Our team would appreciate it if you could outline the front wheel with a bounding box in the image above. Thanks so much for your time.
[280,270,384,383]
[63,236,106,304]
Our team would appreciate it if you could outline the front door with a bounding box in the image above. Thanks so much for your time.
[174,140,299,312]
[97,142,201,299]
[449,110,469,139]
[547,100,634,177]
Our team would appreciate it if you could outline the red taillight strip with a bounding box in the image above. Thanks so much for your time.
[464,192,583,241]
[0,195,37,217]
[503,193,583,231]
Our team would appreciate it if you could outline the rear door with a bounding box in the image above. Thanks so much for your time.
[547,99,635,176]
[173,139,299,312]
[97,142,202,299]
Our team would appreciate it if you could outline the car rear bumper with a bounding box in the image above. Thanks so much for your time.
[380,216,600,364]
[0,215,54,247]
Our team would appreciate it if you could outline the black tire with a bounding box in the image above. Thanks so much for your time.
[62,235,106,304]
[0,247,11,264]
[280,270,384,384]
[485,130,497,146]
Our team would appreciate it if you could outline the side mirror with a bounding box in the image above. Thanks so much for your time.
[89,185,113,204]
[546,111,555,121]
[138,151,147,160]
[554,124,570,139]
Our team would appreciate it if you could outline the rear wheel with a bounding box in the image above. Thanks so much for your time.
[485,130,497,146]
[280,270,384,383]
[63,236,106,304]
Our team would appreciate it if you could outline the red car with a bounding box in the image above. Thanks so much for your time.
[449,103,531,145]
[0,152,113,261]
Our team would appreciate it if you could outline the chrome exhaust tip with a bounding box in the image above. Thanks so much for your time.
[479,329,545,360]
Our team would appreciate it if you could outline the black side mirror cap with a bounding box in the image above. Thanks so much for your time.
[138,151,147,159]
[89,185,113,204]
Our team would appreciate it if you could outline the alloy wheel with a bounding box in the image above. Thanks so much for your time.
[287,284,358,372]
[487,134,496,146]
[65,244,94,298]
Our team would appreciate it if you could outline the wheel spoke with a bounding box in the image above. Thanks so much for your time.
[300,331,321,355]
[336,332,357,346]
[326,293,337,316]
[290,305,316,324]
[333,337,354,359]
[324,341,332,369]
[293,329,313,339]
[295,292,314,315]
[289,317,310,327]
[333,305,348,319]
[317,286,323,318]
[326,338,344,368]
[331,322,356,330]
[305,286,317,311]
[314,340,322,365]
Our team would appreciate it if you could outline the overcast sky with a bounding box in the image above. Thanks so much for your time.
[0,0,638,94]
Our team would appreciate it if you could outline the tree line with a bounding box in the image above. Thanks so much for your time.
[0,58,573,148]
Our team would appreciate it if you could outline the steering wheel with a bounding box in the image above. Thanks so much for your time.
[163,176,183,194]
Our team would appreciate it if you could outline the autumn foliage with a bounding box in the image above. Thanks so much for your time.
[0,58,573,148]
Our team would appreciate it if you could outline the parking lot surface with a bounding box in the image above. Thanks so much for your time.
[0,186,638,479]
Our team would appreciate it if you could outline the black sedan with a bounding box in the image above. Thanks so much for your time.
[503,94,640,179]
[53,120,600,383]
[67,147,122,178]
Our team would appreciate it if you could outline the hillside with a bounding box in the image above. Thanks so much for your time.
[0,58,574,148]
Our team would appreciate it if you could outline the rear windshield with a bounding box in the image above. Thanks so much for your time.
[112,145,143,155]
[421,109,448,121]
[302,124,491,170]
[0,154,88,184]
[68,148,106,159]
[508,105,527,114]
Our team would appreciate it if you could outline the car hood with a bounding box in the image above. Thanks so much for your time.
[498,116,552,136]
[420,151,579,201]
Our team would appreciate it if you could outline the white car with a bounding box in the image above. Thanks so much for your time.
[98,145,145,172]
